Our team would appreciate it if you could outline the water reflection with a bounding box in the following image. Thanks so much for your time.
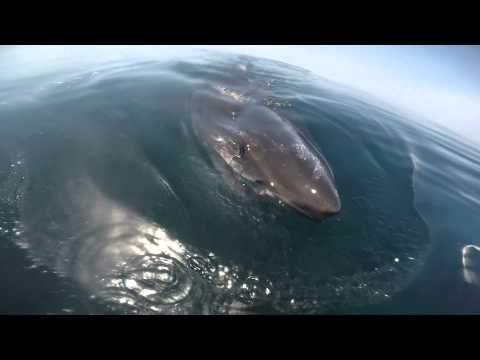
[13,172,276,314]
[37,177,221,314]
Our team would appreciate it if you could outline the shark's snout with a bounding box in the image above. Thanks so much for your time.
[292,194,341,220]
[284,179,341,220]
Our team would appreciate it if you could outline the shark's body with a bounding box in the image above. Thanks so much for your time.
[191,85,341,220]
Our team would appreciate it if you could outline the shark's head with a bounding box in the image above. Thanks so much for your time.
[192,87,341,221]
[227,106,341,220]
[240,127,341,220]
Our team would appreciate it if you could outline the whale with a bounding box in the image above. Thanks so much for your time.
[191,85,341,220]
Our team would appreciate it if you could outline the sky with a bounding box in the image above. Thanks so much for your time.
[1,45,479,145]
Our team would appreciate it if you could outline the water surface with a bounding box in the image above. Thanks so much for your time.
[0,48,479,314]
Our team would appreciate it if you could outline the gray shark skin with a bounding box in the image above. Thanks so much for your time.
[191,86,341,220]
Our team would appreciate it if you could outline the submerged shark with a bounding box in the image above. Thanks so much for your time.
[191,84,341,220]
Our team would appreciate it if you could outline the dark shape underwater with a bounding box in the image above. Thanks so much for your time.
[191,81,341,221]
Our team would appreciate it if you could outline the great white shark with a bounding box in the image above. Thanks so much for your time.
[191,81,341,220]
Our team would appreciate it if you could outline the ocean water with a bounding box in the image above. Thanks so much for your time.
[0,47,479,314]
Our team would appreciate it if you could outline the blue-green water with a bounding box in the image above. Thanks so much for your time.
[0,49,479,314]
